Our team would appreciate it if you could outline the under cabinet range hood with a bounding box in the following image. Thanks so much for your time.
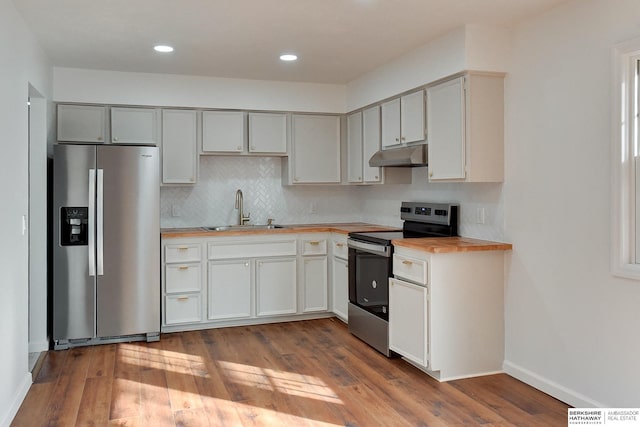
[368,144,428,167]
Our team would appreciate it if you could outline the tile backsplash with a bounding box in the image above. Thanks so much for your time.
[161,156,505,241]
[160,156,362,228]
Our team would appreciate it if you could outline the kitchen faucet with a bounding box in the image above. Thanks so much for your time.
[235,189,250,226]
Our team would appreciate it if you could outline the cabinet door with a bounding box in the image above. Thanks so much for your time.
[110,107,158,144]
[208,260,251,320]
[57,104,107,143]
[162,109,197,184]
[202,111,246,153]
[290,115,340,183]
[331,256,348,321]
[256,258,297,316]
[400,90,425,144]
[389,277,429,367]
[248,112,287,154]
[362,106,382,183]
[381,98,400,149]
[302,256,328,312]
[427,77,466,180]
[347,112,363,183]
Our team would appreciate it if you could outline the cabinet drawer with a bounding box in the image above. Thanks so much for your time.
[393,253,428,284]
[208,240,296,259]
[332,237,348,259]
[165,244,201,263]
[165,263,201,294]
[302,239,327,256]
[165,294,201,325]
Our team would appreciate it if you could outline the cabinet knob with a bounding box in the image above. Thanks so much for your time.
[429,172,433,178]
[401,137,406,141]
[237,146,242,150]
[309,241,321,246]
[177,296,189,301]
[358,177,362,181]
[245,262,249,267]
[336,243,344,247]
[395,138,399,142]
[113,137,119,142]
[294,177,300,182]
[178,266,189,270]
[402,260,413,265]
[375,175,379,180]
[251,146,256,150]
[97,136,103,141]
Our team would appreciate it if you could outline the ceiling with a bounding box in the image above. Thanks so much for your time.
[14,0,567,84]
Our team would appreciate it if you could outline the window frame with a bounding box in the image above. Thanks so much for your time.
[612,37,640,279]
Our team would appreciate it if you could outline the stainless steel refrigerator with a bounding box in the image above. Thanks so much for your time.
[53,144,160,349]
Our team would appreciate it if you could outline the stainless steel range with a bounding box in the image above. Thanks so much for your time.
[347,202,459,356]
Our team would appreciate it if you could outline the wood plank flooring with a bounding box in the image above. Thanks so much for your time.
[12,318,569,426]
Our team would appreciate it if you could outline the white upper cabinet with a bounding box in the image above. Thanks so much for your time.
[283,114,341,184]
[110,107,159,145]
[248,112,288,155]
[57,104,107,143]
[362,106,383,183]
[347,107,383,184]
[347,111,363,183]
[381,90,425,149]
[427,73,504,182]
[161,109,197,185]
[427,77,466,180]
[201,110,246,153]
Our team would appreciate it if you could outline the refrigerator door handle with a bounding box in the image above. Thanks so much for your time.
[96,168,104,276]
[88,169,96,277]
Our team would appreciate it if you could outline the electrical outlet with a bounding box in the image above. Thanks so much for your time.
[476,207,485,224]
[309,201,318,214]
[171,204,181,217]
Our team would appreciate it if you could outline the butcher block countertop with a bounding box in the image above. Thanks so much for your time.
[392,236,512,253]
[161,222,397,238]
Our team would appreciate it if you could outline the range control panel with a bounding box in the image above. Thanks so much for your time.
[400,202,458,225]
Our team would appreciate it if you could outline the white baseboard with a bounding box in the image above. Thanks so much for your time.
[0,372,32,427]
[503,360,606,408]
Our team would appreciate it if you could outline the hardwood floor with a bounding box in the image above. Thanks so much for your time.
[12,318,569,426]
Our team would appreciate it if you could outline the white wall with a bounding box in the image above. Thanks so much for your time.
[503,0,640,407]
[53,67,346,113]
[0,0,51,425]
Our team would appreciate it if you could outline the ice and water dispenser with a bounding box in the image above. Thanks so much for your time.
[60,207,89,246]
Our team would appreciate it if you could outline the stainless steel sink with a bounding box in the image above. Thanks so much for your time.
[202,224,285,231]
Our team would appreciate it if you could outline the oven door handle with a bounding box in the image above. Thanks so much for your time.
[347,238,392,257]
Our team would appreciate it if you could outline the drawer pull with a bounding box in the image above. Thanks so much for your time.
[335,243,344,247]
[177,297,189,301]
[309,241,321,246]
[178,266,189,270]
[178,246,189,251]
[402,260,413,265]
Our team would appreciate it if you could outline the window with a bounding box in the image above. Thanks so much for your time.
[612,38,640,279]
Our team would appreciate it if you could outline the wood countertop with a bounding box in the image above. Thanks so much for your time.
[161,222,398,238]
[392,236,512,254]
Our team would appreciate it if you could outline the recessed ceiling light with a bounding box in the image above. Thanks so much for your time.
[154,45,174,53]
[280,54,298,61]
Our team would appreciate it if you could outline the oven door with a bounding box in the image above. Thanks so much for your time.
[348,238,392,320]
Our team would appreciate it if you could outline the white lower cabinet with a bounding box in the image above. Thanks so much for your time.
[330,234,349,321]
[302,256,328,312]
[165,294,202,325]
[389,277,428,367]
[208,259,251,320]
[331,256,348,321]
[390,246,505,381]
[162,233,339,332]
[256,258,297,316]
[162,240,204,327]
